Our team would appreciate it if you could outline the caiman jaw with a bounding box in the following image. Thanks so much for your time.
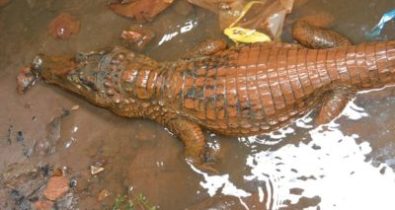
[32,54,82,86]
[31,52,108,105]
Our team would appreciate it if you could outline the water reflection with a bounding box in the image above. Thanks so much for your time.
[197,96,395,210]
[65,125,79,149]
[157,19,198,46]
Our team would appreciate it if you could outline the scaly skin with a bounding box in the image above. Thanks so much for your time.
[292,19,352,48]
[29,30,395,171]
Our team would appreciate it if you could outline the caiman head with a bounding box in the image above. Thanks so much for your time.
[31,47,164,118]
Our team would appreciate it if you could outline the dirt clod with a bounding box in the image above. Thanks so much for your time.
[48,12,80,40]
[16,66,37,94]
[34,200,54,210]
[97,189,110,201]
[43,176,70,201]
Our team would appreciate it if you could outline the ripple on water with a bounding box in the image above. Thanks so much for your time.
[195,95,395,210]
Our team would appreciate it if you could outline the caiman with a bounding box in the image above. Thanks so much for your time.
[25,21,395,171]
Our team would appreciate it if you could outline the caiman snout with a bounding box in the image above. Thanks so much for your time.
[29,51,118,107]
[31,52,105,98]
[31,54,81,81]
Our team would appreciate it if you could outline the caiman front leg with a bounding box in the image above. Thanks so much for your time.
[166,118,216,173]
[315,88,355,125]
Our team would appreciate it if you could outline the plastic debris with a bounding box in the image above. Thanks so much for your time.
[366,9,395,38]
[189,0,295,43]
[224,26,271,43]
[224,1,272,43]
[90,165,105,175]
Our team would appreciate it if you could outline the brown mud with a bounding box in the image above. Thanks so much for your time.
[1,0,395,209]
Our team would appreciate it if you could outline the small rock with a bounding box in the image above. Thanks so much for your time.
[43,176,70,201]
[97,189,110,201]
[34,140,52,156]
[71,105,80,111]
[48,12,80,40]
[69,177,78,189]
[34,200,54,210]
[9,189,32,210]
[16,131,24,143]
[90,165,104,175]
[52,168,64,177]
[55,193,77,209]
[16,66,37,94]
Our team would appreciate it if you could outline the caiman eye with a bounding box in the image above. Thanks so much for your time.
[79,75,98,91]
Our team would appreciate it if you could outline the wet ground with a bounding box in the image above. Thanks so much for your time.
[1,0,395,209]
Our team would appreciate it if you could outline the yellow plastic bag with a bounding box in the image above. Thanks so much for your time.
[188,0,296,43]
[224,1,272,43]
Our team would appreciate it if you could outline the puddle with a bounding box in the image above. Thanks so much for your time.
[1,0,395,209]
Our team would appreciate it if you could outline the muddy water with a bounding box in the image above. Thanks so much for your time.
[1,0,395,209]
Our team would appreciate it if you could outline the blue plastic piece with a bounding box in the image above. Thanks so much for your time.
[366,9,395,38]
